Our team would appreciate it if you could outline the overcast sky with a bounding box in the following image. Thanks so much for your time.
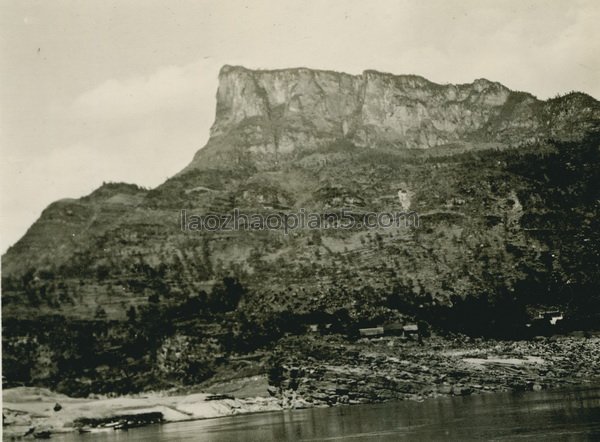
[1,0,599,253]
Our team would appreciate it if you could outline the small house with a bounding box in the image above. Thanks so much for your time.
[359,327,384,337]
[403,324,419,335]
[542,311,563,325]
[536,310,564,325]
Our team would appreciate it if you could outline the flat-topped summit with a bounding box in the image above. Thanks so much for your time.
[185,65,598,171]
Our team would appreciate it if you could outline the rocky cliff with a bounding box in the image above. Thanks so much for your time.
[186,65,599,170]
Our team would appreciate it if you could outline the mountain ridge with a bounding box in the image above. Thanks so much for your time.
[3,66,599,280]
[184,65,599,172]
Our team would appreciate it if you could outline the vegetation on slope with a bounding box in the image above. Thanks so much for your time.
[2,132,599,395]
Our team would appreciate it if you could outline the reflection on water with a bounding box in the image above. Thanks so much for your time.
[55,386,600,441]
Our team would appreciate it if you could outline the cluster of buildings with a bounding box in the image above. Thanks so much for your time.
[358,323,420,338]
[306,322,422,339]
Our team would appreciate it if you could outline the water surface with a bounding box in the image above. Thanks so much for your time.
[55,385,600,441]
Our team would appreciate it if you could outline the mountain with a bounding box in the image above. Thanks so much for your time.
[2,66,599,395]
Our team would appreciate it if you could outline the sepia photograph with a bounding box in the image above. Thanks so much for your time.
[1,0,599,440]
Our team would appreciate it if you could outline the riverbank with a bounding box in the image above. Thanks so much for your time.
[3,334,600,439]
[270,333,600,407]
[2,381,282,439]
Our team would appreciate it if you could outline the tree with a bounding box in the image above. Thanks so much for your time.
[94,305,107,319]
[209,277,246,312]
[126,305,137,323]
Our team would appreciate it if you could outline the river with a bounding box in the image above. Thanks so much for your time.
[54,385,600,441]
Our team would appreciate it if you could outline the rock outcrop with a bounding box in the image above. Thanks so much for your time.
[186,65,599,170]
[271,335,600,407]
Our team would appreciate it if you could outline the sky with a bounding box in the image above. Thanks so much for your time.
[1,0,599,253]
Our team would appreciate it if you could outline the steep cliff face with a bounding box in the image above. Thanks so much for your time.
[186,66,599,170]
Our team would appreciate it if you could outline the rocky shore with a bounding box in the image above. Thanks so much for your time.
[270,334,600,407]
[3,334,599,439]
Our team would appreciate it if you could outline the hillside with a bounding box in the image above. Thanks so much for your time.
[2,66,599,396]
